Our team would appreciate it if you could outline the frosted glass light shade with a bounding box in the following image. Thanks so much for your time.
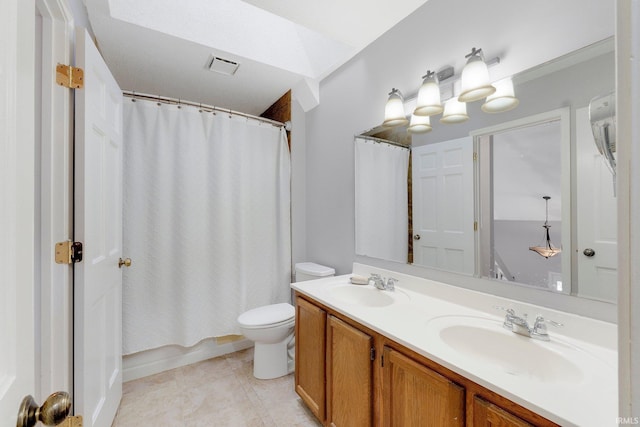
[408,114,432,134]
[440,98,469,124]
[383,89,409,127]
[414,73,443,116]
[459,55,496,102]
[482,78,520,113]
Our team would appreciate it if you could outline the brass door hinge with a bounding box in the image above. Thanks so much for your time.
[473,152,478,161]
[59,415,83,427]
[56,64,84,89]
[55,241,84,264]
[474,221,478,231]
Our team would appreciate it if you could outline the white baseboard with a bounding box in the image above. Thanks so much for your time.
[123,338,253,382]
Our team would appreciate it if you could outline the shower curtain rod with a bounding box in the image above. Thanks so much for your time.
[356,134,411,149]
[122,91,288,129]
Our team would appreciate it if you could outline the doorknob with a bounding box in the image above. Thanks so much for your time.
[583,248,596,257]
[413,234,421,240]
[118,257,132,268]
[17,392,71,427]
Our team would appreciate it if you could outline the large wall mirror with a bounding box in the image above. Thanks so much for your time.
[355,38,616,303]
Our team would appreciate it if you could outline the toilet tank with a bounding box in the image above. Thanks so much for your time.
[294,262,335,282]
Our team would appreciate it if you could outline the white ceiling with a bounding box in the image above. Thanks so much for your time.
[84,0,427,115]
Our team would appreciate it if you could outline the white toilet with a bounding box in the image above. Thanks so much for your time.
[237,262,335,379]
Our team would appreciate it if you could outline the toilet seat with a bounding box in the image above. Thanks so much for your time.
[237,303,295,329]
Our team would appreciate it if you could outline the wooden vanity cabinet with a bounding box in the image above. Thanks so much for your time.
[382,346,464,426]
[327,315,373,427]
[472,396,534,427]
[295,296,374,427]
[295,297,327,422]
[294,293,558,427]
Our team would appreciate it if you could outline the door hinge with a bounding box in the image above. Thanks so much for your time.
[473,152,478,161]
[370,347,375,362]
[55,241,84,264]
[59,415,83,427]
[474,221,478,231]
[56,63,84,89]
[381,354,384,367]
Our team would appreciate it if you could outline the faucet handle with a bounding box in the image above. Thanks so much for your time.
[386,278,398,291]
[494,306,516,329]
[532,316,563,340]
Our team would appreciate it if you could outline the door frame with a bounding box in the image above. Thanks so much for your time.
[35,0,74,402]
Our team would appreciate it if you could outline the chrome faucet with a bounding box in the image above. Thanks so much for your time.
[496,307,562,341]
[369,274,397,291]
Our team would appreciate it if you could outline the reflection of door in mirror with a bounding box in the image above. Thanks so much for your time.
[412,137,474,274]
[478,118,564,291]
[576,107,617,303]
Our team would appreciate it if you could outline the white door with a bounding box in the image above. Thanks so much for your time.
[576,106,617,303]
[74,28,124,427]
[412,137,475,274]
[0,0,36,423]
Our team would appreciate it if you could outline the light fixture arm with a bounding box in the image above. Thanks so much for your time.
[465,47,484,59]
[422,70,436,81]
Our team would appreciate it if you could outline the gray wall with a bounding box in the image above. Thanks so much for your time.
[302,0,617,320]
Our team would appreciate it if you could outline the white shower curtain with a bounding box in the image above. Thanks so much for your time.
[122,98,291,355]
[354,137,409,263]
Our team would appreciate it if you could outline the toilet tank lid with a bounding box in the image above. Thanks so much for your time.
[295,262,335,277]
[237,303,295,327]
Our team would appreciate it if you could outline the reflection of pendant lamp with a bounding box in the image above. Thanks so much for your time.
[529,196,562,258]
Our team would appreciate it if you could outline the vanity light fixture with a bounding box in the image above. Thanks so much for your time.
[482,77,520,113]
[414,71,444,116]
[529,196,562,259]
[440,98,469,124]
[407,114,432,134]
[381,47,517,133]
[458,47,496,103]
[383,88,409,127]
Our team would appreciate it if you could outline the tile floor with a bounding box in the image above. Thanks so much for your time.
[111,348,322,426]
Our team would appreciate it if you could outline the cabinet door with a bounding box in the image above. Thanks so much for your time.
[295,297,327,422]
[473,396,534,427]
[383,347,464,426]
[327,315,373,427]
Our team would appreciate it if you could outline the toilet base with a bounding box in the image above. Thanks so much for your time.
[253,336,294,380]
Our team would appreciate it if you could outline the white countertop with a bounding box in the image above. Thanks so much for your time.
[290,263,618,427]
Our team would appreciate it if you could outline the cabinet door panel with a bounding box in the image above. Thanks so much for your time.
[473,396,534,427]
[327,315,373,427]
[383,347,464,426]
[295,297,327,422]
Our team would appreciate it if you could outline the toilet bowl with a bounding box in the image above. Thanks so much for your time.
[237,262,335,380]
[237,303,295,380]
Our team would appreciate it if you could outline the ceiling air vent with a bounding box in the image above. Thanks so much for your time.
[207,55,240,76]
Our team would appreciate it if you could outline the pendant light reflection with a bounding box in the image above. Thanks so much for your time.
[482,77,519,113]
[383,88,409,127]
[440,98,469,124]
[408,114,432,134]
[458,47,496,103]
[414,71,443,116]
[529,196,562,258]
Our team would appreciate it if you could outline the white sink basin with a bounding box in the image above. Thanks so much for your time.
[427,315,593,384]
[327,285,407,307]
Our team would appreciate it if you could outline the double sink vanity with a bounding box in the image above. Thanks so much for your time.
[291,263,617,426]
